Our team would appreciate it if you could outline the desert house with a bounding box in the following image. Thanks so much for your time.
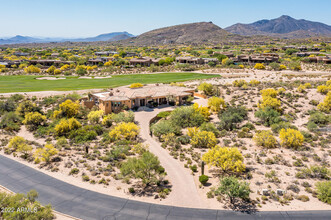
[129,57,161,67]
[81,84,195,114]
[175,57,204,64]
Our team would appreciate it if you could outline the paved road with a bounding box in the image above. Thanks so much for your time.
[1,153,331,219]
[135,106,204,208]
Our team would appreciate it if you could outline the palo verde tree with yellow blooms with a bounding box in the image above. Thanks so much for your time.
[279,128,304,150]
[109,122,139,141]
[34,144,58,164]
[6,136,32,158]
[87,110,104,124]
[53,99,80,118]
[193,103,210,120]
[202,146,245,173]
[258,88,281,111]
[317,91,331,113]
[190,130,217,148]
[22,112,46,131]
[208,97,225,113]
[24,65,41,73]
[253,130,277,148]
[54,118,81,136]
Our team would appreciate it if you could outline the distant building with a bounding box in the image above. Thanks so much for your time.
[87,57,113,65]
[175,57,204,64]
[129,57,160,67]
[14,52,29,57]
[95,51,118,56]
[81,84,195,114]
[233,53,279,64]
[28,60,74,66]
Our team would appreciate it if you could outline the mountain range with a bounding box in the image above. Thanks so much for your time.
[1,15,330,46]
[225,15,331,38]
[0,32,134,45]
[121,22,243,45]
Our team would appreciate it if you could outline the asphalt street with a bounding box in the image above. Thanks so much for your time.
[0,155,330,220]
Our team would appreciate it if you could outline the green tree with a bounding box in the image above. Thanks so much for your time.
[215,176,250,204]
[120,151,164,186]
[218,106,247,131]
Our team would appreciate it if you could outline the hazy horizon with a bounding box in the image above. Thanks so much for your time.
[1,0,331,38]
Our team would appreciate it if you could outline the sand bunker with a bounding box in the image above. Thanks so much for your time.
[78,76,92,79]
[36,77,66,80]
[94,76,112,79]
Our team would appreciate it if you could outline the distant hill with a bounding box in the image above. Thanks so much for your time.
[0,32,134,45]
[121,22,243,45]
[225,15,331,38]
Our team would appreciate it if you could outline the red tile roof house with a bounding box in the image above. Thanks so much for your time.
[81,84,195,114]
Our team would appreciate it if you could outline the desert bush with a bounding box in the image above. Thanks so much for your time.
[199,175,209,185]
[202,146,245,173]
[253,130,277,148]
[279,128,304,149]
[315,181,331,204]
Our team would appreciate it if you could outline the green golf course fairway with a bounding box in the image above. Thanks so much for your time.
[0,73,219,93]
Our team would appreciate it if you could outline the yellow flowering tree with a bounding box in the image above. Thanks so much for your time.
[24,65,41,73]
[253,130,277,148]
[193,103,210,120]
[109,122,139,141]
[54,118,81,136]
[254,63,265,70]
[208,97,225,112]
[317,91,331,113]
[46,66,56,74]
[22,112,46,130]
[54,99,80,118]
[34,144,58,164]
[87,110,104,124]
[202,146,245,173]
[279,128,304,149]
[190,130,217,148]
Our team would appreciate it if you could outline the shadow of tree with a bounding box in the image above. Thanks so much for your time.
[224,199,257,214]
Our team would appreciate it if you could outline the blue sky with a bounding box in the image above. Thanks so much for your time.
[1,0,330,38]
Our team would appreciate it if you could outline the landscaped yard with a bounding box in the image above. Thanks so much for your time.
[0,73,219,93]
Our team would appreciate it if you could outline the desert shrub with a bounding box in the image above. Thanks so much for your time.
[199,175,209,185]
[151,120,181,138]
[87,110,104,124]
[69,168,80,175]
[177,135,191,145]
[255,107,281,127]
[253,130,277,148]
[69,126,98,143]
[0,112,22,132]
[271,121,298,134]
[170,105,205,128]
[24,65,41,73]
[190,131,217,148]
[109,122,139,141]
[215,176,250,204]
[53,99,80,118]
[54,118,82,136]
[120,151,164,186]
[254,63,265,70]
[198,82,214,96]
[129,83,143,88]
[157,111,171,118]
[22,112,46,130]
[218,106,247,131]
[208,96,225,112]
[296,166,330,180]
[279,128,304,149]
[33,144,58,164]
[202,146,245,173]
[199,122,220,137]
[232,79,247,87]
[315,181,331,204]
[16,100,40,117]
